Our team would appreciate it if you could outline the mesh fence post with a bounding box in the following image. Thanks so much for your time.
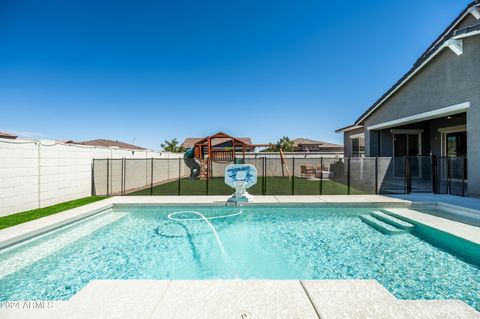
[447,157,451,195]
[178,157,181,196]
[91,161,95,196]
[291,157,295,195]
[123,158,126,195]
[264,157,267,195]
[106,158,110,196]
[320,157,323,195]
[347,157,351,195]
[375,157,378,195]
[462,157,466,197]
[405,157,412,194]
[150,158,154,196]
[120,158,124,195]
[206,158,209,195]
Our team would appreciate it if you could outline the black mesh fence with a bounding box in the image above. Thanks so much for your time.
[152,158,179,195]
[410,156,434,193]
[437,157,467,196]
[125,159,151,195]
[292,158,322,195]
[109,159,123,195]
[92,159,107,196]
[92,156,467,196]
[242,158,264,195]
[265,158,294,195]
[350,157,376,194]
[377,157,407,194]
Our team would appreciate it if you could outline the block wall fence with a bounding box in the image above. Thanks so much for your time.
[0,138,180,217]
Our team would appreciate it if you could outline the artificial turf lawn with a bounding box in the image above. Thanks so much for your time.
[0,196,108,230]
[129,176,368,196]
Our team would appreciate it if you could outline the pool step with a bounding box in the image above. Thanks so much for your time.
[359,215,405,235]
[371,211,414,231]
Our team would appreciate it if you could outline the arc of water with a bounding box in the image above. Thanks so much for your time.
[167,211,241,257]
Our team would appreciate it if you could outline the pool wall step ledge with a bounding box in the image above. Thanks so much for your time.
[1,280,478,319]
[359,214,405,235]
[381,208,480,245]
[381,207,480,265]
[372,211,414,230]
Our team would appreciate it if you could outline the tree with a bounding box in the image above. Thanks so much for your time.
[160,138,184,153]
[263,136,294,152]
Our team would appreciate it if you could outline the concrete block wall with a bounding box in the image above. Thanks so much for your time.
[0,141,39,216]
[94,158,186,196]
[0,138,181,217]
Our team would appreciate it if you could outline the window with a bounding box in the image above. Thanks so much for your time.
[446,131,467,157]
[439,125,467,157]
[393,134,420,157]
[351,135,365,157]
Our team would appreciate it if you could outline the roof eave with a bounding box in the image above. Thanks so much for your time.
[354,28,480,125]
[353,1,480,125]
[335,125,364,133]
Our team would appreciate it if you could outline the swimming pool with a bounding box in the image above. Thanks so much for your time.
[0,205,479,310]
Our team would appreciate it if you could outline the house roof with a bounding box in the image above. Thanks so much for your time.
[0,131,18,139]
[293,138,342,148]
[181,135,253,149]
[335,125,364,133]
[343,1,480,128]
[69,139,148,150]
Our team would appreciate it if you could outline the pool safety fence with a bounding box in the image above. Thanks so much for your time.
[92,156,467,197]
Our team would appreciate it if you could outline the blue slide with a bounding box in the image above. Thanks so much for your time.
[183,148,200,179]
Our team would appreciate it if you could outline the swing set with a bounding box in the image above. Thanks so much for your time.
[191,132,290,178]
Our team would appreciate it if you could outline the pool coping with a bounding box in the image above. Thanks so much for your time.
[1,280,478,319]
[1,195,479,250]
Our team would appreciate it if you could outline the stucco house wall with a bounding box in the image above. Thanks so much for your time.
[361,35,480,195]
[342,128,364,157]
[363,36,480,128]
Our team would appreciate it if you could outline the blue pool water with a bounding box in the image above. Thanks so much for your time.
[0,205,479,310]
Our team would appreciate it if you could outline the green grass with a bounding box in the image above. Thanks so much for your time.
[129,177,368,196]
[0,196,108,230]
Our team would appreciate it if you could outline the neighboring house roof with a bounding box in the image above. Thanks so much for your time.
[69,139,148,150]
[340,1,480,128]
[0,131,18,139]
[182,137,253,149]
[293,138,342,148]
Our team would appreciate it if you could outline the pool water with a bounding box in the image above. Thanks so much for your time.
[0,205,479,310]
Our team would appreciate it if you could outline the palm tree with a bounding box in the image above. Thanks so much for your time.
[263,136,294,152]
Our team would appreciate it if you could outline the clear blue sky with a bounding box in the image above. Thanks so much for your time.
[0,0,469,150]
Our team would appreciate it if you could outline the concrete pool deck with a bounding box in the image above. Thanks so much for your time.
[390,193,480,210]
[1,280,478,319]
[0,195,479,318]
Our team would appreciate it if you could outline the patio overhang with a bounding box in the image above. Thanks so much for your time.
[366,102,470,131]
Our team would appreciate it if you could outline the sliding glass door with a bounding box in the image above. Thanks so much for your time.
[393,133,421,177]
[446,131,467,157]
